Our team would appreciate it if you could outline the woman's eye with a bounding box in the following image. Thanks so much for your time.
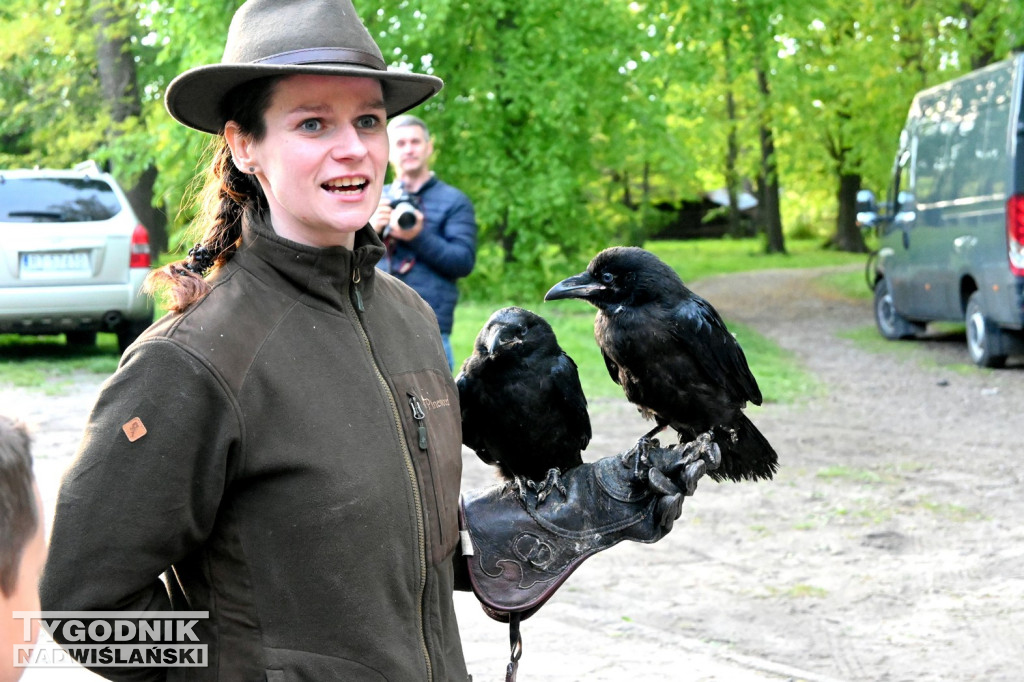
[299,119,322,132]
[356,114,382,130]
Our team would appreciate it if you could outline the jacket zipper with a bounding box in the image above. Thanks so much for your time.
[348,266,433,682]
[408,392,429,450]
[351,268,364,312]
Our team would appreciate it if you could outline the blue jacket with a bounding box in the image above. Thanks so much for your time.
[378,175,477,334]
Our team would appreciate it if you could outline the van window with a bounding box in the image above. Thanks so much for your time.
[948,77,1011,198]
[912,93,950,204]
[911,64,1012,205]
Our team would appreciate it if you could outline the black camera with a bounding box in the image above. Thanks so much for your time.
[388,189,420,232]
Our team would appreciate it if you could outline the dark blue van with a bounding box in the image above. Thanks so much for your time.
[864,55,1024,367]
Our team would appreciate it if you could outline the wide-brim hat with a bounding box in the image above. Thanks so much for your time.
[165,0,443,134]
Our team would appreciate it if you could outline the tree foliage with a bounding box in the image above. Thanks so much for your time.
[2,0,1024,299]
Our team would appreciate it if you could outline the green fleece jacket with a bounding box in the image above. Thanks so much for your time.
[40,219,469,681]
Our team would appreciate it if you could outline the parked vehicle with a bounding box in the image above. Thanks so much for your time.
[0,161,154,352]
[862,56,1024,367]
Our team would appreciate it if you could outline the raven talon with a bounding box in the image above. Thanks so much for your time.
[704,441,722,471]
[534,468,568,505]
[679,431,721,471]
[620,440,641,467]
[624,435,658,480]
[511,475,534,502]
[683,460,707,495]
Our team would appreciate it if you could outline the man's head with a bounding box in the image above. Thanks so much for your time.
[388,115,434,181]
[0,416,46,681]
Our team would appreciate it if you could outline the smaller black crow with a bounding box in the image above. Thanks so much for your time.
[544,247,777,482]
[456,306,591,500]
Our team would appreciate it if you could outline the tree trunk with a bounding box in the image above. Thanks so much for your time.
[124,166,168,255]
[725,87,743,238]
[832,172,868,252]
[634,162,652,246]
[756,66,786,254]
[93,0,167,253]
[722,38,743,238]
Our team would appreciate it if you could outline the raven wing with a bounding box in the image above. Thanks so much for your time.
[601,351,622,387]
[671,296,763,405]
[455,370,496,465]
[550,350,593,452]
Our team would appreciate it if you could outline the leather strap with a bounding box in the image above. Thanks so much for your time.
[505,612,522,682]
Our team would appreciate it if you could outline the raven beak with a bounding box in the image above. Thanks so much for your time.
[544,272,602,301]
[484,327,519,355]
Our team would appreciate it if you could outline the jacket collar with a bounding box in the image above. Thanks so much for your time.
[393,173,437,195]
[416,174,438,194]
[234,214,386,307]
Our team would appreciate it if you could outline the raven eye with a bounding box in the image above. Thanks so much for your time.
[600,272,615,285]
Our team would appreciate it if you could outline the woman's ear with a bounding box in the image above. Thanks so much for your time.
[224,121,258,174]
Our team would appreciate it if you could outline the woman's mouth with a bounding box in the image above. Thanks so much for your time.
[322,177,367,195]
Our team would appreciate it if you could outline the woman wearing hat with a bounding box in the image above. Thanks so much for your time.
[40,0,710,679]
[41,1,469,679]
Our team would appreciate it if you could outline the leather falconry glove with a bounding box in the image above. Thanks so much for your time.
[458,433,720,681]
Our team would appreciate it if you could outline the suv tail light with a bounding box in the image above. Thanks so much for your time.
[130,223,152,268]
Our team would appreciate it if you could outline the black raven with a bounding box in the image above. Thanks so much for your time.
[544,247,777,482]
[456,306,592,498]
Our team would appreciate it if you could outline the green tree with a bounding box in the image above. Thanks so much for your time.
[7,0,1024,290]
[366,0,670,300]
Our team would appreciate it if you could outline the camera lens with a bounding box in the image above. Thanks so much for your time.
[396,211,416,229]
[394,201,417,229]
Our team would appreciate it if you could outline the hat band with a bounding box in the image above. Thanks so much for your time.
[253,48,386,71]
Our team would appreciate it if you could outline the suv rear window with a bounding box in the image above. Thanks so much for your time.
[0,177,122,222]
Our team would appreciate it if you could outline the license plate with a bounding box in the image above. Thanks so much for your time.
[20,251,91,278]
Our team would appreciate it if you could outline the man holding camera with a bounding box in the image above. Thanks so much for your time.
[371,115,478,370]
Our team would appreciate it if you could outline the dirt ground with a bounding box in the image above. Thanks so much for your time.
[6,264,1023,681]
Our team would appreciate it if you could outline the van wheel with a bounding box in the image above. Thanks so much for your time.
[965,292,1007,368]
[874,279,921,340]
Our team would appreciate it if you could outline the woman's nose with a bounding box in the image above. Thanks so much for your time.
[330,124,367,159]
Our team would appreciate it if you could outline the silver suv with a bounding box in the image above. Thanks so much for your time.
[0,161,154,352]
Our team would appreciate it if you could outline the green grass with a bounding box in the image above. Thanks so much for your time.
[813,268,874,302]
[816,466,888,484]
[915,497,988,522]
[644,237,866,283]
[0,333,120,390]
[762,583,829,599]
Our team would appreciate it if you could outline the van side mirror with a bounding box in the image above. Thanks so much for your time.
[856,189,880,230]
[894,190,915,218]
[856,189,878,213]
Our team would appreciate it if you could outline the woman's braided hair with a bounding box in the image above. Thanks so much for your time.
[144,77,279,312]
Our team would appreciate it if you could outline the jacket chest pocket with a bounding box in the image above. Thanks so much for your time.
[393,370,463,566]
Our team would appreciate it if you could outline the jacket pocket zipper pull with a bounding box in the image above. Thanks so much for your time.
[408,392,428,450]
